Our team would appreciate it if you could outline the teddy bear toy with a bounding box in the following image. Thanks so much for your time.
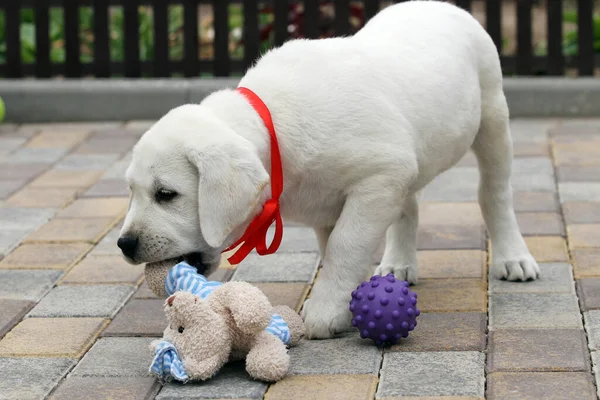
[145,260,306,383]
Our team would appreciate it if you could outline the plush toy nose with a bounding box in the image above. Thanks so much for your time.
[167,295,176,307]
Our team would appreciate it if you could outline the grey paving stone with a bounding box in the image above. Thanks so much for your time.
[488,329,590,372]
[584,311,600,351]
[120,151,133,163]
[516,212,565,236]
[288,332,381,375]
[125,120,156,132]
[0,299,34,338]
[389,312,486,352]
[577,278,600,311]
[559,183,600,202]
[267,226,319,253]
[0,357,76,400]
[0,162,50,181]
[28,284,134,318]
[0,229,30,258]
[552,119,600,133]
[514,141,550,157]
[101,159,130,180]
[511,158,556,192]
[0,207,55,230]
[512,173,556,192]
[377,351,485,397]
[419,203,485,226]
[95,129,142,138]
[55,154,120,171]
[421,167,479,202]
[0,123,19,133]
[489,263,575,294]
[0,180,26,199]
[592,352,600,399]
[232,252,319,283]
[71,337,155,377]
[513,157,554,175]
[0,270,62,301]
[50,377,160,400]
[487,372,597,400]
[456,151,478,167]
[24,122,120,132]
[133,281,161,299]
[0,136,27,155]
[74,135,138,155]
[513,191,560,213]
[510,119,554,143]
[156,362,268,399]
[89,227,121,256]
[417,224,487,250]
[16,125,41,137]
[489,293,582,329]
[4,148,68,164]
[564,202,600,224]
[83,179,129,197]
[102,299,166,337]
[557,166,600,182]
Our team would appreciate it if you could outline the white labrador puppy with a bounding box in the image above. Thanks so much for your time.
[120,1,539,339]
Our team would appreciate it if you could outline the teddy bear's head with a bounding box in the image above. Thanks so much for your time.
[163,291,232,380]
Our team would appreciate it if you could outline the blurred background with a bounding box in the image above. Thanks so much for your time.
[0,0,599,79]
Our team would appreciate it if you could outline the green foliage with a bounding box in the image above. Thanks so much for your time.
[0,6,187,65]
[562,11,600,56]
[0,4,252,68]
[0,8,65,64]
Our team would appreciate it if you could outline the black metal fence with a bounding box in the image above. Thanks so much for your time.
[0,0,597,78]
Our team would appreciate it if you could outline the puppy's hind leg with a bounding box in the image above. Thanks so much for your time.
[375,194,419,284]
[472,91,540,281]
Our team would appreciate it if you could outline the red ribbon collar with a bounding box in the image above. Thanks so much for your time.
[223,87,284,265]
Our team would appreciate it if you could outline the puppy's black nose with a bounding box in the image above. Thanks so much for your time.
[117,236,138,259]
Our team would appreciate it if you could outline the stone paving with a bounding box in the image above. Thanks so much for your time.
[0,119,599,399]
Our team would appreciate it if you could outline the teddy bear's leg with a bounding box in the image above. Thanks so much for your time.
[273,305,306,346]
[245,330,290,382]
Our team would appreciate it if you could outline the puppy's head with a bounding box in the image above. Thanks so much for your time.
[118,103,269,275]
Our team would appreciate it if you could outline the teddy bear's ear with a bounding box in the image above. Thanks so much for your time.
[167,295,176,307]
[211,282,273,335]
[167,291,221,328]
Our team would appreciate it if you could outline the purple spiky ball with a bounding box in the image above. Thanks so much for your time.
[349,273,420,346]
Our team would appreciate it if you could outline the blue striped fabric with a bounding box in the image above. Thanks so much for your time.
[149,340,189,383]
[165,262,223,300]
[266,313,291,344]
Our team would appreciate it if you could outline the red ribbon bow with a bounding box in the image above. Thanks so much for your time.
[223,87,284,265]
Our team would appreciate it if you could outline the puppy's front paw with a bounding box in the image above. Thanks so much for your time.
[301,297,352,339]
[374,263,418,284]
[491,253,540,281]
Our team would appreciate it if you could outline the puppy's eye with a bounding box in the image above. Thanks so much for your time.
[155,189,178,202]
[178,326,184,333]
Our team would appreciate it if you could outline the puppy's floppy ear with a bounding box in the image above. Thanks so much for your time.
[187,140,269,248]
